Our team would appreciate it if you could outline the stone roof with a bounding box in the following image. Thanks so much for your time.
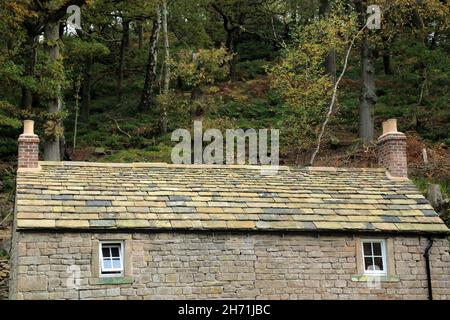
[15,161,449,235]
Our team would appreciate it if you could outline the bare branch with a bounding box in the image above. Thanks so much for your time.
[309,2,398,165]
[309,21,370,166]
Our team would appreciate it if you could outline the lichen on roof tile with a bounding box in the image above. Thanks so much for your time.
[14,161,450,234]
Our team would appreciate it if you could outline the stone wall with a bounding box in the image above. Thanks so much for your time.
[9,232,450,300]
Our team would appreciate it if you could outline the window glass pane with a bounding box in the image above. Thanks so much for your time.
[363,243,372,256]
[111,247,120,258]
[102,247,110,258]
[374,257,384,271]
[102,259,112,270]
[112,259,121,269]
[372,242,382,256]
[100,243,123,275]
[364,257,373,271]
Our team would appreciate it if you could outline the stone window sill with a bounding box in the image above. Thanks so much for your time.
[91,276,133,285]
[351,275,400,282]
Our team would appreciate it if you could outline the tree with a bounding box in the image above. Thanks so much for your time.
[356,0,376,143]
[162,0,170,95]
[43,20,63,161]
[87,0,157,105]
[160,0,170,134]
[28,0,89,160]
[375,0,449,127]
[319,0,337,83]
[268,8,357,162]
[209,0,265,79]
[137,21,144,49]
[171,47,232,119]
[65,36,109,119]
[139,5,162,112]
[117,18,130,103]
[0,0,89,160]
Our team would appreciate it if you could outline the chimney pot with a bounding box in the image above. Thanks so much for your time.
[382,118,397,135]
[23,120,35,135]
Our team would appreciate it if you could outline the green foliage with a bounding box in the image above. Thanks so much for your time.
[0,137,17,159]
[237,40,277,62]
[268,10,358,155]
[41,109,68,141]
[0,248,9,258]
[104,145,172,163]
[64,37,110,58]
[171,47,233,89]
[412,177,450,200]
[0,170,15,194]
[329,136,340,149]
[236,59,267,80]
[217,94,282,129]
[154,91,197,129]
[34,54,68,101]
[375,0,449,39]
[0,102,21,129]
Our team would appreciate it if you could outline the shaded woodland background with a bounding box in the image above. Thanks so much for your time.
[0,0,449,239]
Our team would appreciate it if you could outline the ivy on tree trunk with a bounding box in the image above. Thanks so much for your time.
[43,21,61,161]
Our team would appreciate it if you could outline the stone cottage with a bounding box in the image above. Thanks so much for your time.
[9,119,450,300]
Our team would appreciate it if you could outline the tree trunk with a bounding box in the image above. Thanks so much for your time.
[139,8,161,111]
[319,0,336,82]
[210,4,243,79]
[44,21,61,161]
[160,0,170,134]
[191,87,202,101]
[383,53,392,75]
[137,22,143,49]
[226,31,239,79]
[319,0,329,15]
[117,19,129,103]
[381,35,392,75]
[162,2,170,94]
[191,87,204,120]
[124,20,130,48]
[21,34,37,110]
[325,48,337,83]
[81,53,93,118]
[359,33,376,143]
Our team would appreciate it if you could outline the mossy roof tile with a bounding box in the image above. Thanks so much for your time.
[14,161,449,234]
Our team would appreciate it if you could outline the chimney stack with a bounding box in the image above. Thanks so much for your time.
[377,119,407,178]
[18,120,40,171]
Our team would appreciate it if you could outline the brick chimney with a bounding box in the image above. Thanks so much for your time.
[18,120,40,171]
[377,119,407,178]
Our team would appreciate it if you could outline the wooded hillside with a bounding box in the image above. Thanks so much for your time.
[0,0,449,233]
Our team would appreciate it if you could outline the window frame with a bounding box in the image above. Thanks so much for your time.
[361,239,387,276]
[99,241,124,278]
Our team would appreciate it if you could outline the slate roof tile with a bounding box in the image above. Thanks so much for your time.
[14,162,449,234]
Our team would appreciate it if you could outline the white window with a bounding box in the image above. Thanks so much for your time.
[99,242,123,277]
[362,239,387,275]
